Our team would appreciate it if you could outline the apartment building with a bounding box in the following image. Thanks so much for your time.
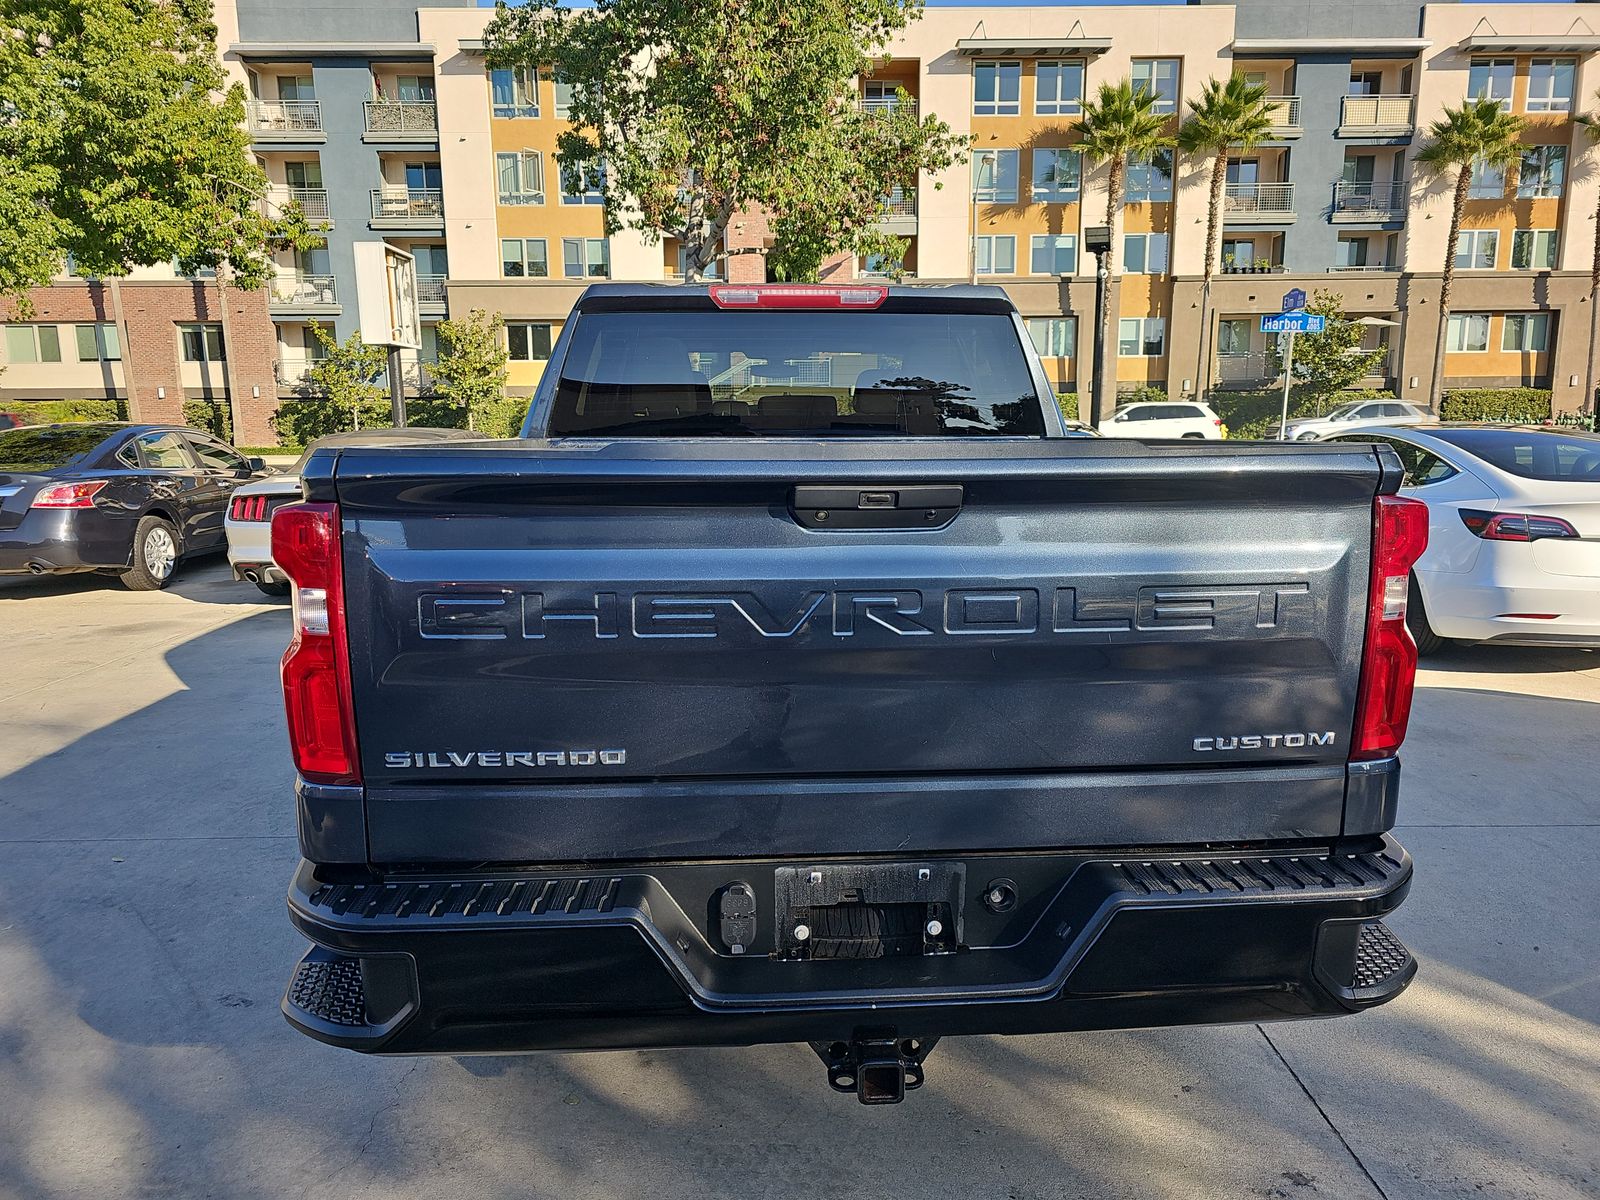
[4,1,1599,436]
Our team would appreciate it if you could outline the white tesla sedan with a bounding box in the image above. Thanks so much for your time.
[1326,423,1600,653]
[225,427,487,596]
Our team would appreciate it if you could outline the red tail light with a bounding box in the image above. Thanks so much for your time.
[708,284,887,309]
[271,502,360,784]
[231,494,273,521]
[1459,509,1578,542]
[1351,495,1429,761]
[32,480,107,509]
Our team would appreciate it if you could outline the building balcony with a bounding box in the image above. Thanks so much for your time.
[275,354,322,389]
[363,101,439,141]
[1327,263,1400,273]
[1264,96,1301,136]
[1215,353,1279,389]
[264,186,332,225]
[269,273,339,314]
[1331,180,1409,222]
[873,187,917,235]
[1223,182,1295,222]
[417,273,447,314]
[1338,95,1414,137]
[370,188,444,229]
[247,100,324,141]
[860,96,918,118]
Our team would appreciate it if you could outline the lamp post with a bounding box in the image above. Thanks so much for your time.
[1084,224,1113,428]
[970,149,997,283]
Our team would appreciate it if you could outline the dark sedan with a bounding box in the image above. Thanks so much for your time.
[0,422,273,590]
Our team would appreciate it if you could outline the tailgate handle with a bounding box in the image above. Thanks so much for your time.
[792,484,963,531]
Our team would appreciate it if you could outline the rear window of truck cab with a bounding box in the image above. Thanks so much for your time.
[548,309,1046,437]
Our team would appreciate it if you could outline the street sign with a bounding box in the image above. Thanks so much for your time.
[1281,288,1306,313]
[1261,312,1327,334]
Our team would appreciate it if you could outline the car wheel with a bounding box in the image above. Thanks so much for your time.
[254,579,291,598]
[122,516,180,591]
[1407,576,1447,656]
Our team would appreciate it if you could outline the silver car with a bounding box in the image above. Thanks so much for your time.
[226,427,487,595]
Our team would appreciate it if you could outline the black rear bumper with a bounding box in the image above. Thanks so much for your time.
[283,836,1415,1055]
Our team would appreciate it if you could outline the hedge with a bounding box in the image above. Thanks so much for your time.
[1439,388,1551,424]
[182,397,232,443]
[1213,388,1395,440]
[0,397,125,425]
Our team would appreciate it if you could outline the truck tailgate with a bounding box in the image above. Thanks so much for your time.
[328,439,1385,863]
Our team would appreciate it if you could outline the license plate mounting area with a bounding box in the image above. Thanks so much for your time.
[774,862,965,960]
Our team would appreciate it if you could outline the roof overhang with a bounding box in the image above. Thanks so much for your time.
[1231,38,1430,58]
[1462,34,1600,54]
[458,37,485,55]
[955,37,1113,59]
[230,42,437,62]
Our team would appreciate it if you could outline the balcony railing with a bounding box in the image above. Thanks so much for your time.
[1328,262,1399,272]
[364,101,439,135]
[861,96,918,118]
[265,186,331,222]
[1333,179,1409,218]
[276,355,323,386]
[1264,96,1301,133]
[1217,352,1278,386]
[1224,182,1295,214]
[270,273,337,306]
[879,188,916,219]
[416,274,447,304]
[1340,95,1414,132]
[247,99,323,134]
[370,188,444,223]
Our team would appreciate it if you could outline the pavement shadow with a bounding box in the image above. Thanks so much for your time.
[1418,643,1598,676]
[0,556,276,606]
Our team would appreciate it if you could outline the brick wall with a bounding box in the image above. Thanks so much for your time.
[3,280,280,444]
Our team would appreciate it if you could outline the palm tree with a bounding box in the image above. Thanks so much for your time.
[1578,92,1600,420]
[1177,75,1275,402]
[1077,80,1175,419]
[1415,98,1524,408]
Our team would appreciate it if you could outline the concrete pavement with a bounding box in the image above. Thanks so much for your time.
[1,561,1596,1199]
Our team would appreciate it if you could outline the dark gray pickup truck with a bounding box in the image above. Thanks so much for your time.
[271,283,1426,1104]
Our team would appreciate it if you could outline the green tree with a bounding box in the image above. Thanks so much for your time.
[1177,75,1276,401]
[433,310,518,436]
[1286,290,1388,396]
[300,324,389,431]
[1415,98,1525,406]
[1076,81,1174,416]
[1577,91,1600,417]
[484,0,964,281]
[0,0,318,428]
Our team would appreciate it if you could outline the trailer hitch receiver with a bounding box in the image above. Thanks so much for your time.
[811,1031,939,1105]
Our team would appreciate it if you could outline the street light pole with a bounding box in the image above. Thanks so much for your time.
[1084,225,1113,428]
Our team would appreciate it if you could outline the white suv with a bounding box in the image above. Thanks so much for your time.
[1281,400,1430,441]
[1101,401,1227,439]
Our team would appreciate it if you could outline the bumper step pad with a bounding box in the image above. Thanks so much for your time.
[1354,920,1414,992]
[288,955,368,1027]
[281,946,414,1044]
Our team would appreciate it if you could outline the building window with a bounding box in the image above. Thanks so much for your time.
[1467,157,1505,200]
[3,324,62,364]
[1031,148,1081,202]
[1035,60,1084,115]
[1527,59,1576,113]
[496,150,545,205]
[972,149,1019,203]
[1118,318,1165,357]
[674,244,722,279]
[1467,58,1514,110]
[553,74,574,119]
[562,237,610,278]
[1221,238,1257,269]
[973,235,1016,275]
[560,158,605,205]
[74,323,121,362]
[179,324,225,362]
[1518,145,1566,198]
[1454,230,1499,270]
[501,238,549,278]
[1026,317,1076,357]
[1030,234,1078,275]
[1502,313,1550,352]
[394,75,435,103]
[973,61,1021,116]
[490,67,538,119]
[1335,237,1369,268]
[1122,232,1169,274]
[1445,313,1490,353]
[1124,151,1173,202]
[1511,229,1558,270]
[506,322,553,361]
[1131,59,1180,114]
[1217,318,1252,355]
